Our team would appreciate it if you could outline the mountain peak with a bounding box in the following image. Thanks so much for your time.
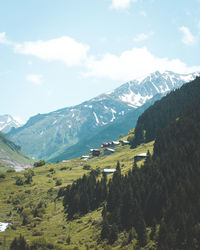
[7,71,199,162]
[106,71,199,108]
[0,114,23,133]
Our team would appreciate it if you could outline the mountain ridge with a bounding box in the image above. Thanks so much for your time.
[7,71,199,161]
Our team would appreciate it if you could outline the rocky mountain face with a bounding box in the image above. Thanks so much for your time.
[8,97,133,160]
[0,114,22,133]
[109,71,199,107]
[7,71,199,162]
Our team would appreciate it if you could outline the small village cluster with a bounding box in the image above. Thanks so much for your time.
[80,140,147,174]
[81,140,130,160]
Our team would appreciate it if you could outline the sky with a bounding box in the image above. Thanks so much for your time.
[1,0,200,123]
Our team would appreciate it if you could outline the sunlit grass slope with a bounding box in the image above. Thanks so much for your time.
[0,140,154,249]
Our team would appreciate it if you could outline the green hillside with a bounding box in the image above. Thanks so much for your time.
[131,76,200,147]
[1,77,200,249]
[97,95,200,249]
[0,140,153,249]
[0,131,33,171]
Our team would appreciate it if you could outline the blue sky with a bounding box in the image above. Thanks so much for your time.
[1,0,200,122]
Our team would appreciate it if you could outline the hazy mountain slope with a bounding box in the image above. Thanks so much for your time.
[0,131,33,170]
[7,71,198,161]
[131,75,200,147]
[49,94,162,162]
[0,114,22,133]
[8,97,133,160]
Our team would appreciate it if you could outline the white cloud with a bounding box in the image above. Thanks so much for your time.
[14,36,90,66]
[0,32,12,45]
[1,32,200,84]
[84,47,200,82]
[26,74,43,85]
[110,0,137,9]
[0,32,90,67]
[133,32,154,42]
[179,26,196,45]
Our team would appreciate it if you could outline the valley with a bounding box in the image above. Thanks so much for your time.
[0,140,154,249]
[1,1,200,249]
[7,71,198,162]
[0,75,200,249]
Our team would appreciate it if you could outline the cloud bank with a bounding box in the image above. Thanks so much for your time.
[84,47,200,81]
[1,32,200,83]
[110,0,137,10]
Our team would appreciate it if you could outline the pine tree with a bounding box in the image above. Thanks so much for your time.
[10,235,29,250]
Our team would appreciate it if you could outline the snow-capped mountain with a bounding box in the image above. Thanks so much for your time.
[7,71,199,161]
[108,71,199,108]
[0,114,23,133]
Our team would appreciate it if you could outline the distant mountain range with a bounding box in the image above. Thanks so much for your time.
[0,114,22,133]
[7,71,199,162]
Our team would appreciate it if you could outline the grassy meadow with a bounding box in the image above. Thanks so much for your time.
[0,141,154,249]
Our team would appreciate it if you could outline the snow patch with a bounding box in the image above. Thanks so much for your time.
[120,91,152,107]
[52,120,57,125]
[102,121,108,125]
[110,109,116,122]
[180,74,196,82]
[150,77,160,92]
[106,90,113,95]
[93,112,99,124]
[110,108,116,114]
[7,117,11,123]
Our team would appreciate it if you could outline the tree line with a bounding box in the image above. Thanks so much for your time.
[57,80,200,248]
[130,76,200,148]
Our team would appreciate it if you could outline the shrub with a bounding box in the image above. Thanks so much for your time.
[0,172,5,179]
[90,167,101,177]
[60,166,67,170]
[15,177,24,186]
[10,235,29,250]
[24,169,34,184]
[83,164,91,170]
[56,179,62,186]
[33,160,45,167]
[49,168,55,173]
[7,168,15,173]
[32,230,44,236]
